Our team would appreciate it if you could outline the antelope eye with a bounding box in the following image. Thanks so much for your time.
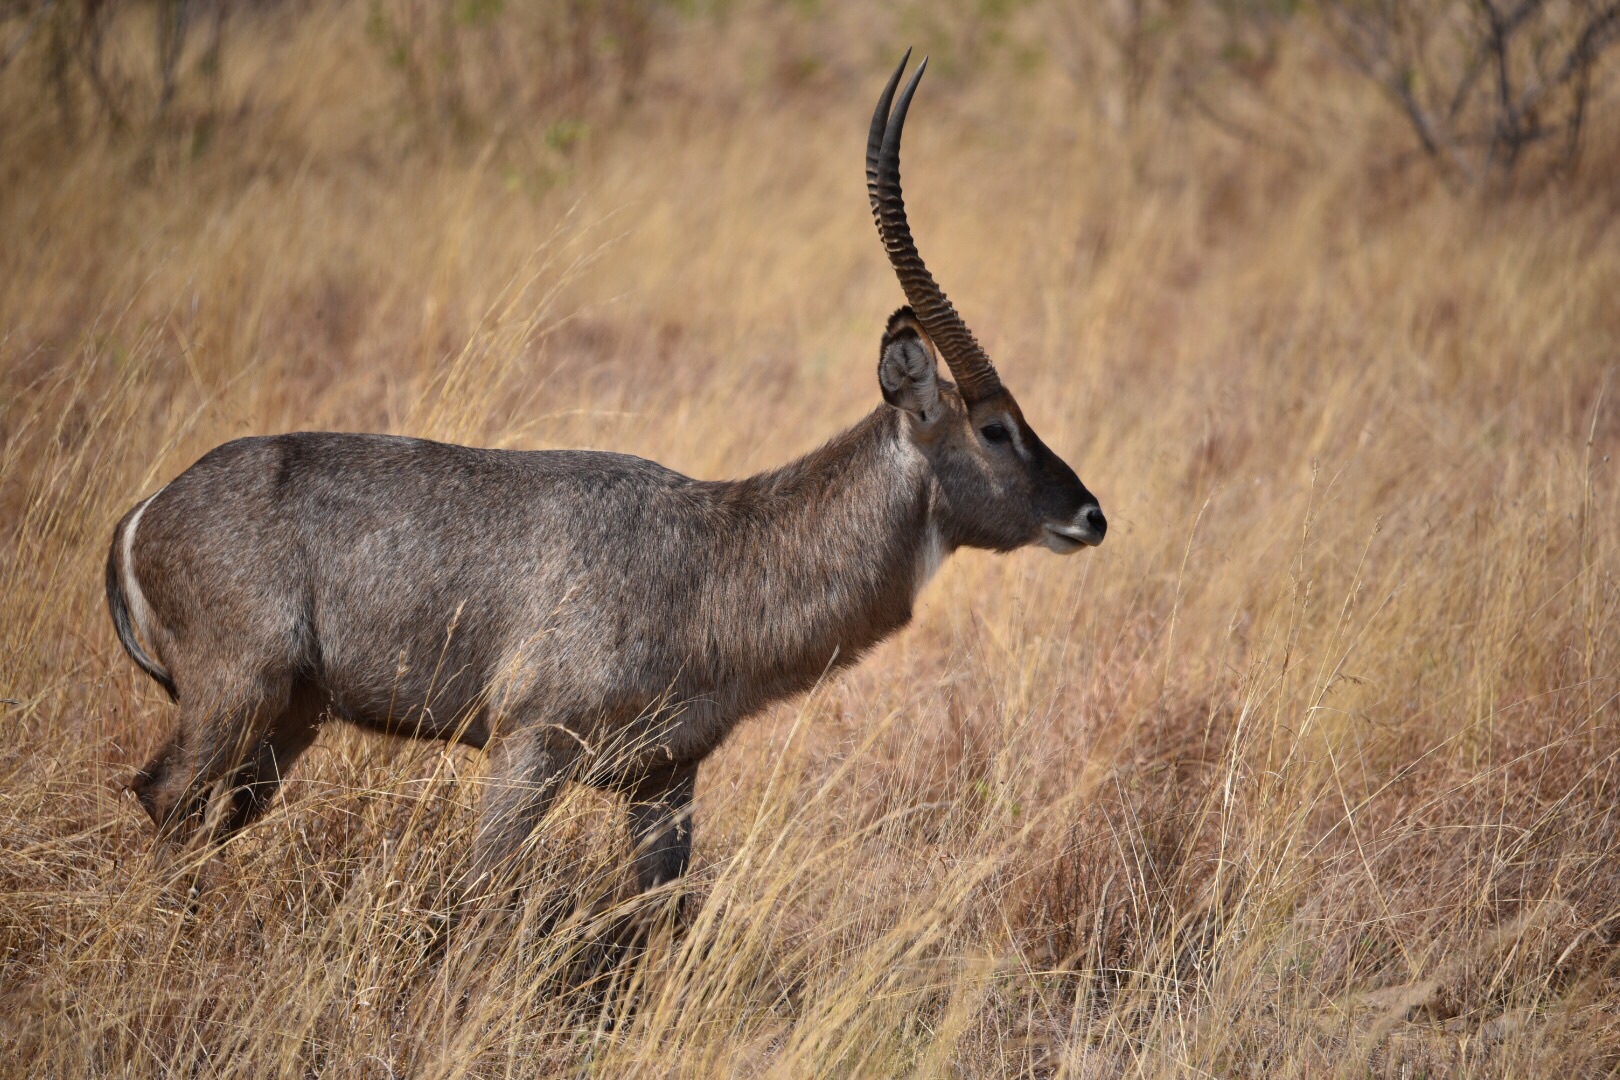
[980,422,1010,444]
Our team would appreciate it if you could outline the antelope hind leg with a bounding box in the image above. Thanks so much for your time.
[126,731,184,830]
[217,692,324,838]
[133,671,294,847]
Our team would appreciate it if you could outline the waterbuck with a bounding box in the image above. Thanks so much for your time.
[106,53,1105,901]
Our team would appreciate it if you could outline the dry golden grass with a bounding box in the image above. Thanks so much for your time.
[3,3,1619,1075]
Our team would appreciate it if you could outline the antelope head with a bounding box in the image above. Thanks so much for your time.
[869,53,1106,555]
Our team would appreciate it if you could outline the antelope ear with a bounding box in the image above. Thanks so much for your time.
[878,308,943,423]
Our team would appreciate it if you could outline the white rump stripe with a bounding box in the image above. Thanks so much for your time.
[122,491,162,646]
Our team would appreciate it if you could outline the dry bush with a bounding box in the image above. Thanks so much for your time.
[3,1,1620,1076]
[363,0,671,139]
[1320,0,1620,189]
[0,0,234,135]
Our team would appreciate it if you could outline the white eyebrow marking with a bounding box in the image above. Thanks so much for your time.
[1003,413,1030,460]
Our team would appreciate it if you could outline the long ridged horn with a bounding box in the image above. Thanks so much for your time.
[867,53,1003,403]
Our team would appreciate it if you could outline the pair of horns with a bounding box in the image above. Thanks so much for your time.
[866,50,1003,404]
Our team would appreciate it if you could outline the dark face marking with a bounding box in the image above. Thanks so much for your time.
[904,386,1102,554]
[878,311,1105,556]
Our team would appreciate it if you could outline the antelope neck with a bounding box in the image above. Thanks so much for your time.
[707,406,942,636]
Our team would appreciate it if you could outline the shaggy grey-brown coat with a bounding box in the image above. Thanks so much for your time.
[105,55,1106,898]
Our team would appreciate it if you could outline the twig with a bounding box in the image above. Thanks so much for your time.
[0,0,53,76]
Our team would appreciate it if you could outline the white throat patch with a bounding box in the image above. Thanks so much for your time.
[913,520,946,598]
[891,433,947,599]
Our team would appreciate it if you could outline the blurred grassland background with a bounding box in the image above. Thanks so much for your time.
[3,0,1620,1075]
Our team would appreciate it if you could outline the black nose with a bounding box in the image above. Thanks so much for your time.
[1084,505,1107,539]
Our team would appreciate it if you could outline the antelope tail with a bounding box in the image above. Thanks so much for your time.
[105,512,178,701]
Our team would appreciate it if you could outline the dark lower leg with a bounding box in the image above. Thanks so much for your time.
[627,765,696,893]
[218,714,321,836]
[469,739,575,905]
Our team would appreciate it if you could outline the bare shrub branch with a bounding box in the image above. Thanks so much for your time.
[1319,0,1620,189]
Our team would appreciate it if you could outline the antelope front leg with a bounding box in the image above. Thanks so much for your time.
[626,764,696,894]
[470,729,578,907]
